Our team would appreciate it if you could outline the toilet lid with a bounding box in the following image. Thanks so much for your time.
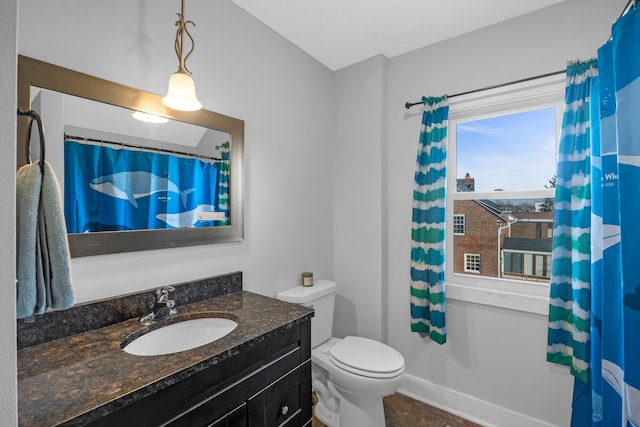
[328,336,404,378]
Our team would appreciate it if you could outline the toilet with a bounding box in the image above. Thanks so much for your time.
[277,280,405,427]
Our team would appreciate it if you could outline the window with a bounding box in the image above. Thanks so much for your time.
[503,251,551,281]
[444,74,564,314]
[464,253,481,273]
[453,214,466,235]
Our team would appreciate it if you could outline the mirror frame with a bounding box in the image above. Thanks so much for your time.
[17,55,244,257]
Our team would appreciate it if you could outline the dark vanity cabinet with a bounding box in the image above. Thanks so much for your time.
[87,320,311,427]
[17,276,314,427]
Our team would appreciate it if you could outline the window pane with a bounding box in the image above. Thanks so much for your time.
[504,252,512,273]
[524,253,533,275]
[465,253,480,273]
[453,199,553,282]
[453,214,465,235]
[456,108,557,192]
[513,254,522,274]
[535,255,544,276]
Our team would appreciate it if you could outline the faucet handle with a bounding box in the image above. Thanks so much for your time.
[140,286,177,323]
[156,286,176,302]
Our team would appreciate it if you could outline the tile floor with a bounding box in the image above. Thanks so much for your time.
[312,392,483,427]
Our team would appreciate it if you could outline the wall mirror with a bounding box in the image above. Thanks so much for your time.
[17,55,244,257]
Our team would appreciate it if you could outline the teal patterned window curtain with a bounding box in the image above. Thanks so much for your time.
[546,60,598,383]
[410,96,448,345]
[215,141,230,226]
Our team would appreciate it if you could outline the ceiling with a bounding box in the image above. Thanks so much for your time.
[231,0,567,71]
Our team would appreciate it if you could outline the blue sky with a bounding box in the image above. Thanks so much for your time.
[456,107,557,192]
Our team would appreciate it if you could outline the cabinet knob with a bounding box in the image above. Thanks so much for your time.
[281,405,289,416]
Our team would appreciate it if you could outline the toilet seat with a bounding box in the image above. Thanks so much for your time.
[328,336,404,379]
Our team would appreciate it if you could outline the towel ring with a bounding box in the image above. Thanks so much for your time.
[17,109,46,174]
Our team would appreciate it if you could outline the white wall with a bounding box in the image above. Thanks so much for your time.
[7,1,628,426]
[0,0,18,424]
[333,54,386,341]
[17,0,335,303]
[377,0,625,425]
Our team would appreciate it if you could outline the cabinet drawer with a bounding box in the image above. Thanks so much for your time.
[279,412,302,427]
[265,376,301,426]
[166,347,305,427]
[248,361,311,427]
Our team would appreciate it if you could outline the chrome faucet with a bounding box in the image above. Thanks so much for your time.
[140,286,177,323]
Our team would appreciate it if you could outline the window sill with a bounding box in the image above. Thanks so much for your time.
[445,281,549,315]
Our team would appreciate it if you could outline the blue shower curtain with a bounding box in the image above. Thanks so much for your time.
[548,8,640,426]
[592,10,640,425]
[64,141,220,232]
[410,96,448,345]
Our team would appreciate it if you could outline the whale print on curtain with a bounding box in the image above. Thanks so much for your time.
[410,96,448,344]
[64,140,220,233]
[547,8,640,426]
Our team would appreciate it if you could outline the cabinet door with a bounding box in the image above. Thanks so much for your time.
[248,362,311,427]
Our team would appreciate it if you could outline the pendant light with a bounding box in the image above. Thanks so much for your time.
[162,0,202,111]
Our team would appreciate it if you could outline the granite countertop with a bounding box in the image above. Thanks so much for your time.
[18,290,313,427]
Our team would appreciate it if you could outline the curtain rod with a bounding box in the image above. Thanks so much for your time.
[64,133,221,161]
[405,1,635,110]
[404,69,566,109]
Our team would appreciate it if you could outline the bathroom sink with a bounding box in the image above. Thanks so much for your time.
[123,317,238,356]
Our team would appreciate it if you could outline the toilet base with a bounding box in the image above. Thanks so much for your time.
[313,387,386,427]
[336,392,386,427]
[314,401,339,427]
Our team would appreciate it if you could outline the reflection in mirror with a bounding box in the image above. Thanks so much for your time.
[17,55,244,257]
[35,89,231,233]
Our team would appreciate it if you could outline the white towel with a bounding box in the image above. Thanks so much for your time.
[16,161,74,319]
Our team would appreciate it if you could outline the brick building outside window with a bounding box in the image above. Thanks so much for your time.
[452,174,553,283]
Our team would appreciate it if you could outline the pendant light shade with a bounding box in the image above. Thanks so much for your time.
[162,71,202,111]
[163,0,202,112]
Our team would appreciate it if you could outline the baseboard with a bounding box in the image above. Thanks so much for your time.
[398,374,559,427]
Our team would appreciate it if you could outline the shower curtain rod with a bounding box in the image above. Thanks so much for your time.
[64,133,221,161]
[620,0,637,19]
[404,69,566,109]
[405,1,636,110]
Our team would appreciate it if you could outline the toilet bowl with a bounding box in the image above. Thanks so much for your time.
[312,336,404,427]
[276,280,405,427]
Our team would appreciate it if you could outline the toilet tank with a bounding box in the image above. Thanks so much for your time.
[276,279,337,348]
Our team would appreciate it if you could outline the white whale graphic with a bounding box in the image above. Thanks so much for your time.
[89,171,195,208]
[591,213,621,264]
[156,204,217,228]
[618,155,640,167]
[603,224,622,252]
